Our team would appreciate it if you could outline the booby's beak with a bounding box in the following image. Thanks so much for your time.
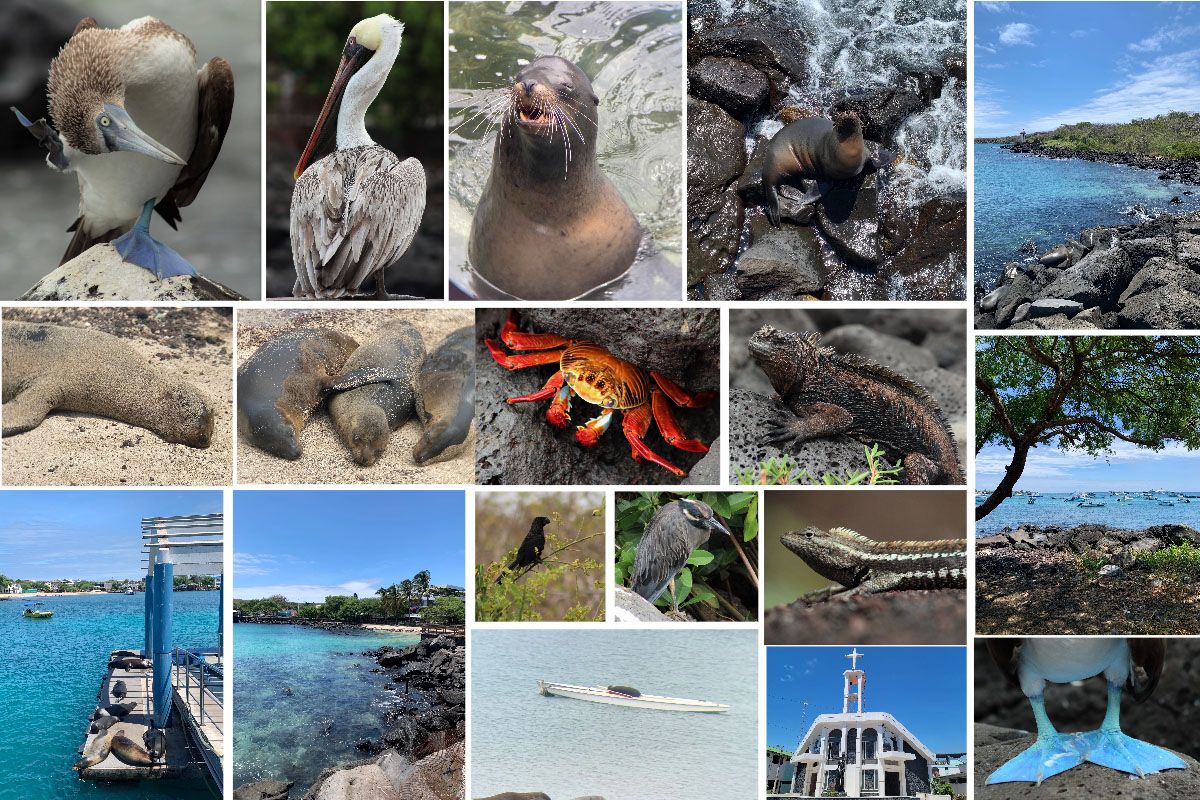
[99,102,186,165]
[295,42,373,179]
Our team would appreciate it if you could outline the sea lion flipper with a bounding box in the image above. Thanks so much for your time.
[1,381,60,436]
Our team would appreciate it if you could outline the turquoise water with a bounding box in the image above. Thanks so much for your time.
[472,628,757,800]
[0,592,219,800]
[973,142,1200,288]
[232,623,419,794]
[975,491,1200,536]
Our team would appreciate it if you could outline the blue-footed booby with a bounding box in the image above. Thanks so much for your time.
[12,16,233,277]
[986,637,1186,785]
[290,13,426,300]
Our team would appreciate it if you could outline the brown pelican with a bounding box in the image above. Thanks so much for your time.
[290,13,426,299]
[12,16,234,277]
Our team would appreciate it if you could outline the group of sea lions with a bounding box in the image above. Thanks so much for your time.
[74,659,165,773]
[237,323,474,467]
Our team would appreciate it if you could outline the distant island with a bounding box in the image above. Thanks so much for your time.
[975,111,1200,158]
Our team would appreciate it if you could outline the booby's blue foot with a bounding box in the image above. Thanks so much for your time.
[1084,729,1186,776]
[986,731,1090,785]
[111,199,196,279]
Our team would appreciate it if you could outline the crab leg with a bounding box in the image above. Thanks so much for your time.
[506,370,565,405]
[486,341,563,370]
[622,404,686,477]
[496,311,571,350]
[650,372,716,408]
[575,408,614,446]
[652,391,711,453]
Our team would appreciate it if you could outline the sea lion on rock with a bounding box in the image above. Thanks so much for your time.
[237,328,402,460]
[413,327,474,465]
[73,730,114,771]
[2,322,214,447]
[763,111,896,228]
[328,321,425,466]
[468,56,642,300]
[110,731,155,767]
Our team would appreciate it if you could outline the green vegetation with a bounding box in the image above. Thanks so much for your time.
[476,499,606,623]
[979,112,1200,158]
[736,445,903,486]
[233,569,464,624]
[1137,541,1200,579]
[975,337,1200,520]
[614,491,759,621]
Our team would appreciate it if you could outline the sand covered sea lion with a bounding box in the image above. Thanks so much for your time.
[2,322,214,447]
[110,731,155,767]
[763,111,896,227]
[73,730,114,771]
[413,327,475,465]
[468,56,642,300]
[328,321,425,466]
[237,328,402,460]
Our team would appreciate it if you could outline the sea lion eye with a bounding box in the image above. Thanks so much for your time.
[561,82,573,91]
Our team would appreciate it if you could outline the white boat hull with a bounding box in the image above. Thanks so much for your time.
[537,680,729,712]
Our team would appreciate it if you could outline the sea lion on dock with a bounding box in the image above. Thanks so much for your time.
[412,327,474,465]
[110,731,155,767]
[73,730,114,770]
[763,111,896,227]
[2,322,214,447]
[107,657,151,671]
[468,56,642,300]
[237,328,402,460]
[93,701,137,719]
[111,680,127,702]
[143,725,166,761]
[110,650,140,659]
[327,321,425,466]
[89,716,120,734]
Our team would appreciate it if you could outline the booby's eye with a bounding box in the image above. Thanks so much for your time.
[99,116,111,127]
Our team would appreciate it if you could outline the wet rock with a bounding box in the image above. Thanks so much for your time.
[836,85,924,144]
[1039,247,1134,311]
[944,54,967,81]
[1119,257,1200,304]
[688,56,769,118]
[814,174,882,267]
[1118,285,1200,328]
[234,779,294,800]
[703,271,741,301]
[993,274,1040,327]
[1080,227,1117,251]
[736,225,825,299]
[686,98,746,285]
[735,136,771,206]
[885,194,966,280]
[688,21,810,108]
[1018,239,1038,256]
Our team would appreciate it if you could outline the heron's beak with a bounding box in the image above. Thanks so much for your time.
[707,517,732,538]
[100,103,187,165]
[295,42,373,179]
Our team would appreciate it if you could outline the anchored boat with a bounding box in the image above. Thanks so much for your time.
[22,601,52,618]
[537,680,729,712]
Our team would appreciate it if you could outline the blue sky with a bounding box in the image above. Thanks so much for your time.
[975,1,1200,136]
[767,646,967,754]
[0,490,222,581]
[234,490,465,602]
[977,439,1200,492]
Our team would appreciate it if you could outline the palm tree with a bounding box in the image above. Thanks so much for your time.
[376,585,399,619]
[411,570,431,608]
[397,579,414,619]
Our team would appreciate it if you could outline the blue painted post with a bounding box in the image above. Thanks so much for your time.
[144,568,155,656]
[153,560,174,728]
[218,574,224,658]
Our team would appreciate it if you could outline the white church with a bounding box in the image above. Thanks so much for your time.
[788,649,939,798]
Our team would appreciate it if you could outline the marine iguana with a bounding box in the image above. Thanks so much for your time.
[747,325,963,485]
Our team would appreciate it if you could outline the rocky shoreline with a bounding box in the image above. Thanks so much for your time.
[685,0,966,301]
[975,211,1200,329]
[976,523,1200,635]
[1002,140,1200,186]
[235,635,466,800]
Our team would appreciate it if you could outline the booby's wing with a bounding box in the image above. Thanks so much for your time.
[985,638,1022,689]
[155,57,235,228]
[1127,638,1165,702]
[290,149,426,298]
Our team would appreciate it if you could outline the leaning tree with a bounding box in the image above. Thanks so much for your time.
[975,336,1200,519]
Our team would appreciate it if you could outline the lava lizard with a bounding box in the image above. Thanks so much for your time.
[782,526,967,598]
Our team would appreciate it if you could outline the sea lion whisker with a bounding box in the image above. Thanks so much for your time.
[554,95,600,128]
[556,106,587,145]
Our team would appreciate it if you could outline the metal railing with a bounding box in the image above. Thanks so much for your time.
[172,647,223,740]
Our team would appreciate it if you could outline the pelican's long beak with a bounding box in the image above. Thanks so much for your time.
[100,102,187,165]
[294,42,373,179]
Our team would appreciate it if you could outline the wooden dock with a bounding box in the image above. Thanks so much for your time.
[77,650,190,780]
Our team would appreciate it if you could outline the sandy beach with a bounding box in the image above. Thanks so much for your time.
[235,308,474,484]
[360,623,424,633]
[2,307,233,486]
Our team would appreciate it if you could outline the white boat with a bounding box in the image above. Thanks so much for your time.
[537,680,730,712]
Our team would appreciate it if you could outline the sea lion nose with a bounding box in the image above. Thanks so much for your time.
[523,80,537,97]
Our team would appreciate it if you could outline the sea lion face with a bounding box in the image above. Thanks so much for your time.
[507,56,598,152]
[160,382,214,448]
[747,326,820,397]
[336,406,390,467]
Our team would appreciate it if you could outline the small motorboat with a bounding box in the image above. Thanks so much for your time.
[1159,501,1175,506]
[1077,501,1106,507]
[22,602,52,618]
[537,680,729,712]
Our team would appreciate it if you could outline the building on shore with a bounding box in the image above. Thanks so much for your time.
[785,649,942,798]
[767,745,796,793]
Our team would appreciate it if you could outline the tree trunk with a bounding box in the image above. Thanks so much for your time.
[975,442,1032,520]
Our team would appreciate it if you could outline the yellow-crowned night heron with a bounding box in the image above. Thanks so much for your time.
[496,516,551,583]
[630,499,731,612]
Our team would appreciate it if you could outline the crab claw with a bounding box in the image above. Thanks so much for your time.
[576,427,600,447]
[576,409,614,447]
[546,383,571,428]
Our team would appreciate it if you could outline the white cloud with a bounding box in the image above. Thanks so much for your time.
[977,42,998,54]
[1129,25,1200,52]
[1070,28,1096,39]
[233,579,383,603]
[999,22,1037,47]
[979,1,1011,11]
[1024,48,1200,130]
[973,81,1013,136]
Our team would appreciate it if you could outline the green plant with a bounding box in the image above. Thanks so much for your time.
[736,444,903,485]
[1136,541,1200,578]
[614,491,759,620]
[1078,549,1110,574]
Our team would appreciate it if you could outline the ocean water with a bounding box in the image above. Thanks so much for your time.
[0,592,219,800]
[973,142,1200,288]
[472,628,758,800]
[231,624,418,794]
[975,492,1200,537]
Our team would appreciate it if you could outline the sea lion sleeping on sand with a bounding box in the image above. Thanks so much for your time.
[763,111,897,227]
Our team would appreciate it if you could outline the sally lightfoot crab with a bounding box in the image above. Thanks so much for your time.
[485,312,716,477]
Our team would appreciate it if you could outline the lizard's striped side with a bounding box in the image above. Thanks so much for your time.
[780,525,966,595]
